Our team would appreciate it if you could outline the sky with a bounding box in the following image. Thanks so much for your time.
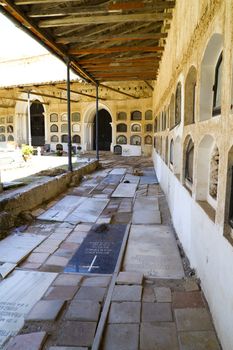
[0,13,48,60]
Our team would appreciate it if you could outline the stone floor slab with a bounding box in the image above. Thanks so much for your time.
[56,321,96,347]
[44,286,78,301]
[172,291,205,308]
[49,347,88,350]
[26,299,65,321]
[102,323,139,350]
[82,276,111,287]
[45,255,69,267]
[132,210,161,225]
[140,323,179,350]
[53,274,83,286]
[178,331,221,350]
[6,332,47,350]
[108,302,140,323]
[116,272,143,285]
[142,302,172,322]
[175,308,214,331]
[112,285,142,302]
[73,287,106,302]
[112,183,137,198]
[154,287,172,302]
[66,198,109,223]
[65,300,100,321]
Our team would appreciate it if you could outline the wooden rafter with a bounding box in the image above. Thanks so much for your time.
[69,46,164,55]
[55,87,107,101]
[0,95,49,105]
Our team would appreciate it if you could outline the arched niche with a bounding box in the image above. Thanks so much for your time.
[196,135,217,203]
[117,111,127,121]
[116,135,127,144]
[131,110,142,121]
[116,123,127,133]
[73,135,81,143]
[174,136,182,176]
[200,33,223,121]
[185,66,197,125]
[170,139,174,165]
[131,123,141,132]
[165,136,169,165]
[51,135,59,143]
[145,110,152,120]
[145,135,152,145]
[224,146,233,238]
[130,135,141,145]
[183,135,194,188]
[175,82,182,125]
[169,94,175,129]
[50,124,58,132]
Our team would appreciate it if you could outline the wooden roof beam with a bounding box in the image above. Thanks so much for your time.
[69,46,164,55]
[97,83,139,99]
[144,80,154,91]
[21,90,78,102]
[56,33,168,45]
[39,13,172,28]
[0,95,49,105]
[55,87,107,101]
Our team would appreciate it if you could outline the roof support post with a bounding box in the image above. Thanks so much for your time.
[66,59,73,172]
[27,91,32,146]
[95,83,99,160]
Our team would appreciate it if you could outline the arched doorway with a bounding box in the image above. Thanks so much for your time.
[30,100,45,146]
[93,109,112,151]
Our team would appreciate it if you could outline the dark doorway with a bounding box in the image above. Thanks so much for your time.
[30,100,45,146]
[93,109,112,151]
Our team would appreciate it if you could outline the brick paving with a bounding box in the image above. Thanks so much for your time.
[0,153,221,350]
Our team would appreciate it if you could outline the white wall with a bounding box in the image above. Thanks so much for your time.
[153,150,233,350]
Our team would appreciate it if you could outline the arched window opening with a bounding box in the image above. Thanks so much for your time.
[7,135,14,142]
[145,110,152,120]
[165,136,169,164]
[71,112,80,122]
[117,135,127,144]
[213,52,223,116]
[175,82,182,125]
[61,124,68,133]
[169,94,175,129]
[145,135,152,145]
[131,123,141,132]
[174,136,182,176]
[50,113,58,122]
[61,134,68,143]
[50,124,58,132]
[131,111,142,121]
[225,147,233,237]
[73,135,81,143]
[72,123,81,132]
[170,139,174,165]
[130,135,141,145]
[0,126,5,133]
[56,143,63,151]
[185,139,194,183]
[117,123,127,132]
[0,134,6,142]
[7,125,13,133]
[154,118,158,133]
[200,34,223,121]
[51,135,59,143]
[117,112,127,121]
[209,146,219,199]
[185,66,197,125]
[145,124,153,132]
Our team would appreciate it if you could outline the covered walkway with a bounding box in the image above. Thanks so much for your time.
[0,155,220,349]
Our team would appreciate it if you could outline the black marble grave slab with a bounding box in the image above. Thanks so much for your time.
[64,224,127,274]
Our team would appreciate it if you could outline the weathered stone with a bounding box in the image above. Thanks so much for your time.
[184,279,200,292]
[45,255,69,267]
[108,302,141,323]
[44,286,79,300]
[140,323,179,350]
[142,302,173,322]
[53,273,83,286]
[56,321,96,347]
[49,347,88,350]
[154,287,172,302]
[174,308,214,331]
[142,286,156,302]
[178,331,221,350]
[65,300,100,321]
[112,285,142,302]
[74,287,106,302]
[82,276,111,287]
[26,300,65,321]
[116,271,143,285]
[102,323,139,350]
[6,332,47,350]
[172,291,205,308]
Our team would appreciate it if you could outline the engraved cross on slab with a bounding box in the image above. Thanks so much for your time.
[79,255,100,272]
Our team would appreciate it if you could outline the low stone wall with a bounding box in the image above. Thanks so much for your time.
[0,160,98,234]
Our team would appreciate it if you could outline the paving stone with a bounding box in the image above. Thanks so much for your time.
[53,273,83,286]
[65,300,101,321]
[26,300,65,321]
[66,232,88,244]
[53,248,74,258]
[154,287,172,302]
[6,332,47,350]
[74,224,92,232]
[56,321,96,347]
[20,262,42,269]
[60,242,79,250]
[33,245,58,254]
[49,347,88,350]
[116,271,143,285]
[142,302,173,322]
[27,252,50,264]
[44,286,79,300]
[140,323,179,350]
[82,276,111,287]
[172,291,205,308]
[178,331,221,350]
[108,302,140,323]
[102,323,139,350]
[184,279,200,292]
[45,256,69,267]
[112,285,142,302]
[74,287,106,302]
[142,286,156,302]
[174,308,214,331]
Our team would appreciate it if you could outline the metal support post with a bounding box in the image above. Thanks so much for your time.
[67,59,73,172]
